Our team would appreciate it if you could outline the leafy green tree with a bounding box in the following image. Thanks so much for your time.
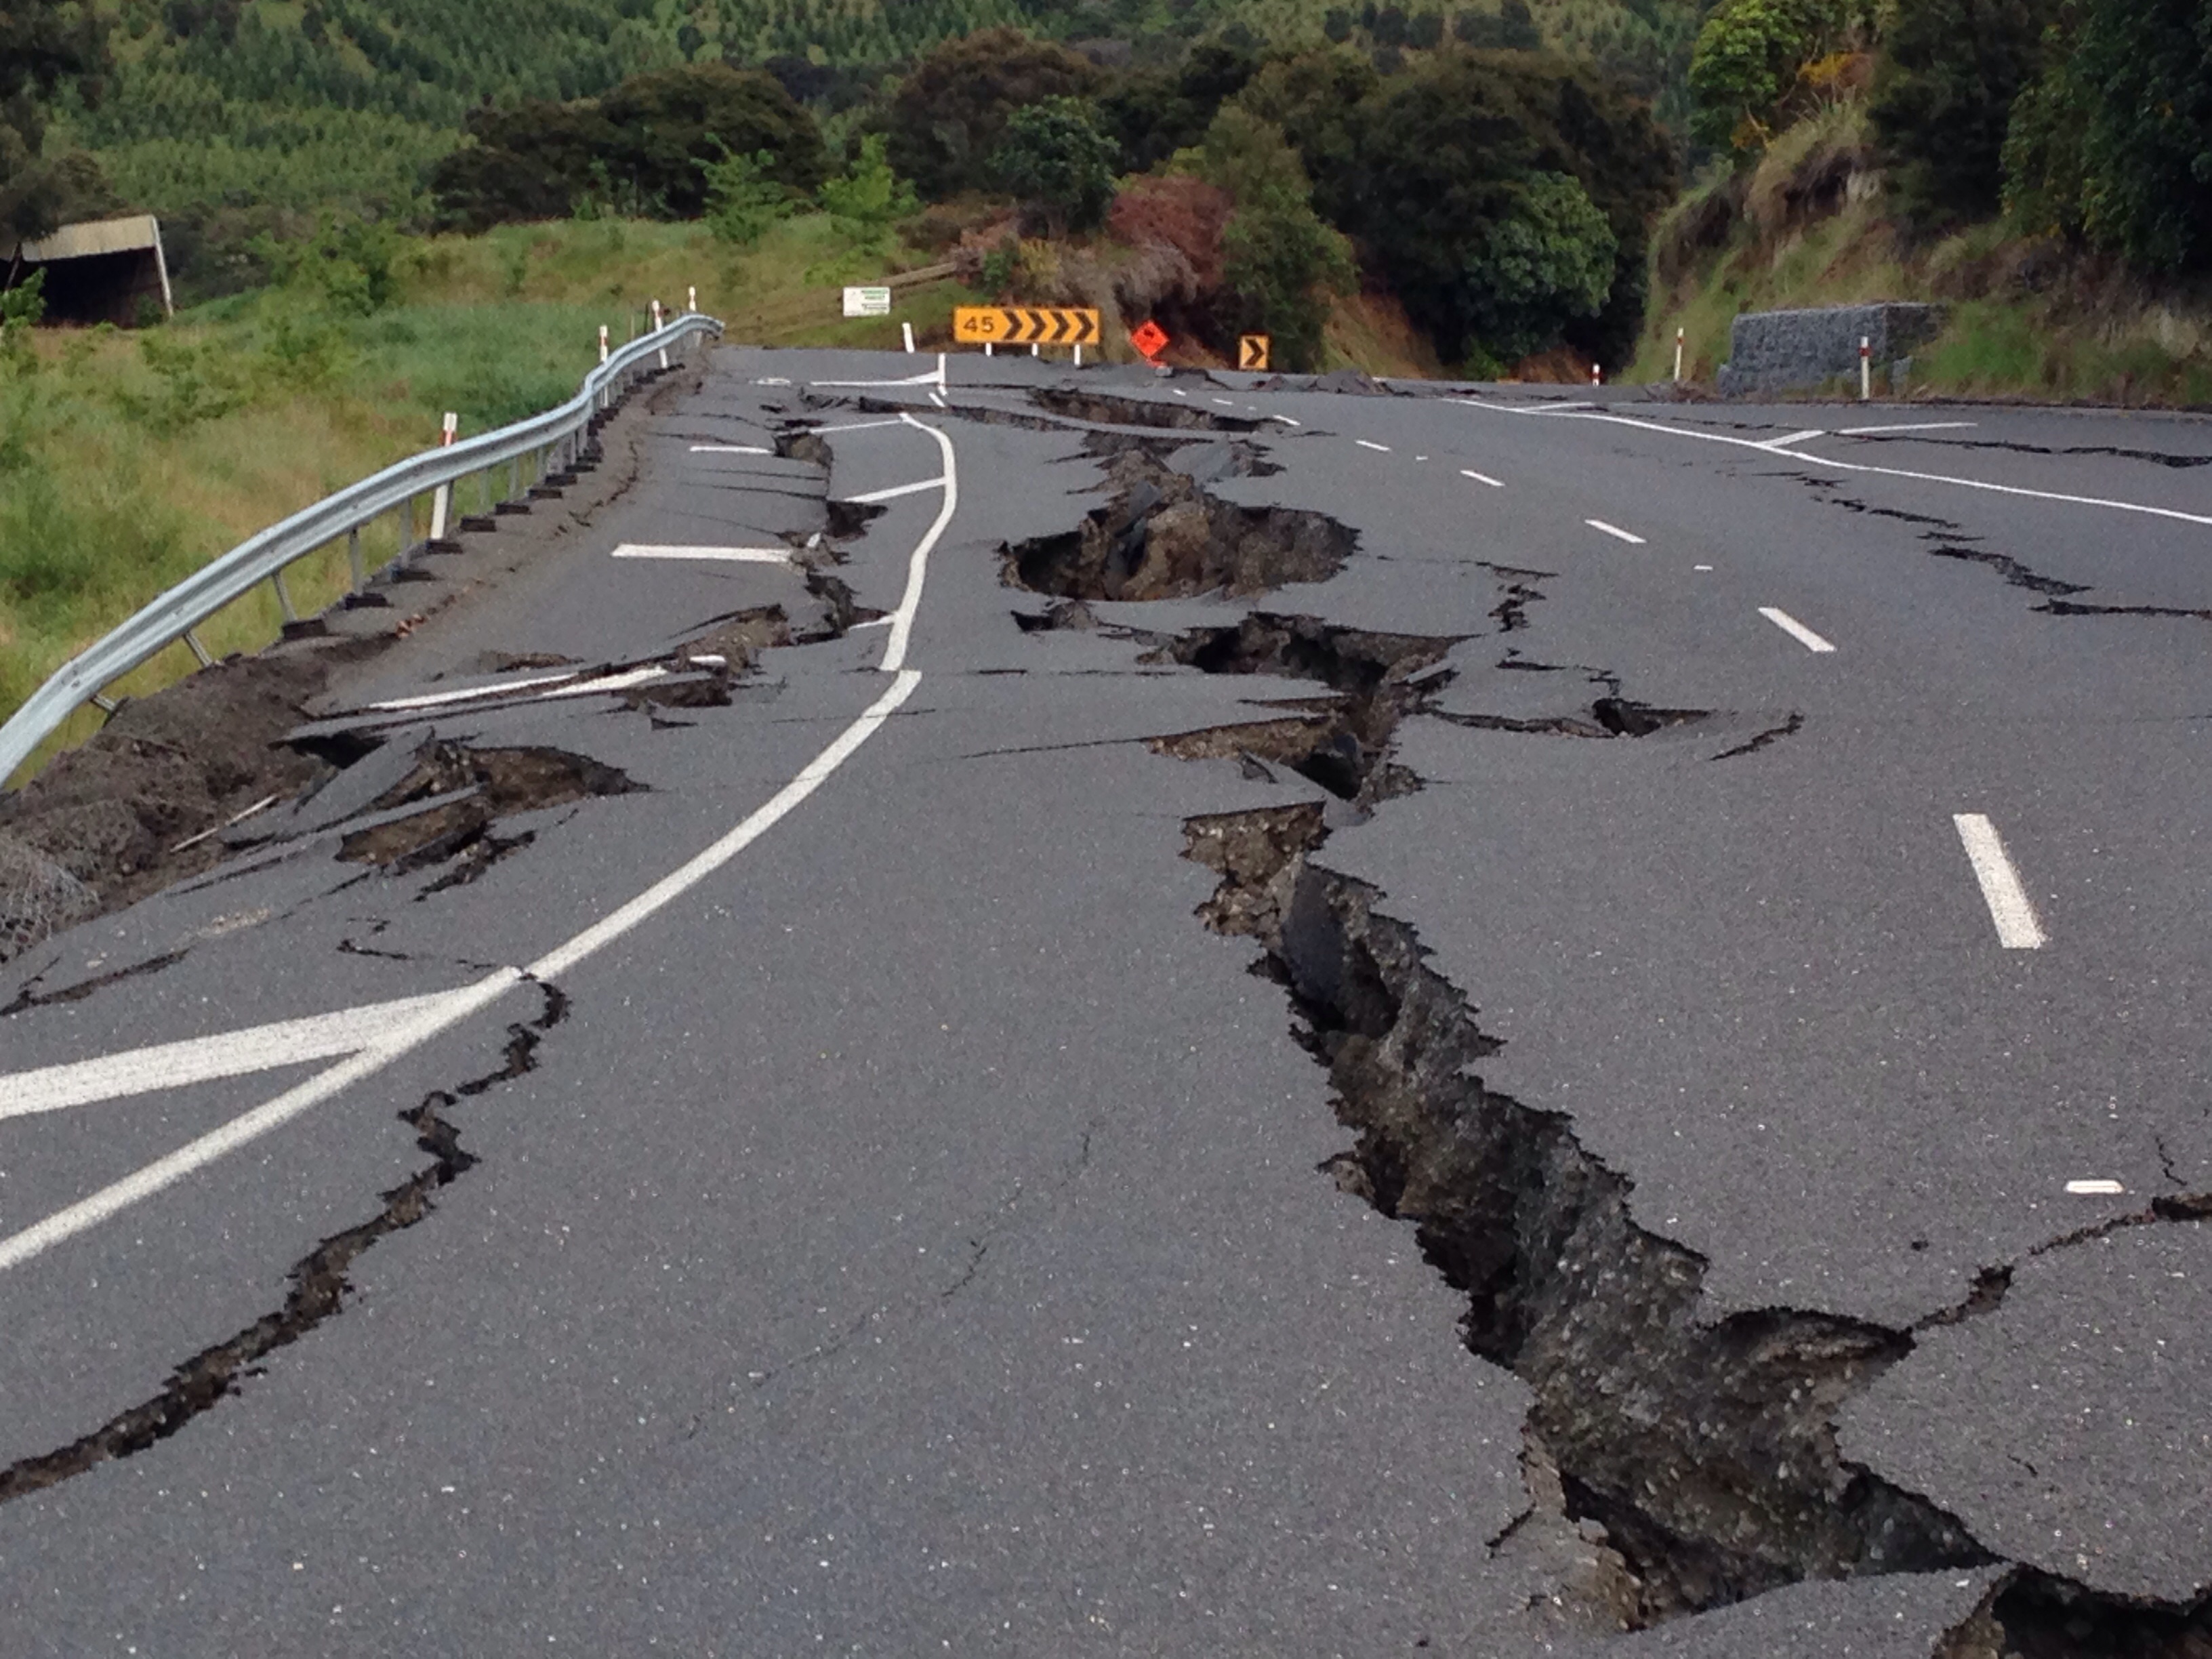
[431,63,823,230]
[701,144,794,245]
[2003,0,2212,272]
[1098,42,1260,176]
[1469,171,1616,356]
[884,28,1099,201]
[1188,107,1356,371]
[817,133,919,247]
[1308,49,1673,365]
[991,96,1118,233]
[0,0,112,241]
[1870,0,2055,226]
[1685,0,1843,153]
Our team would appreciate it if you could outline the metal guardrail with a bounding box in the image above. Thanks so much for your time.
[0,311,723,787]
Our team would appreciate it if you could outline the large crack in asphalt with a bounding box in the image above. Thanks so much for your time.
[1002,449,1353,600]
[0,978,566,1509]
[1003,443,2212,1651]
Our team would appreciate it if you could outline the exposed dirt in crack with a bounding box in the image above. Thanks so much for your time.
[0,364,694,962]
[1182,815,1992,1619]
[337,741,639,887]
[1031,387,1260,432]
[0,979,565,1508]
[1002,450,1354,600]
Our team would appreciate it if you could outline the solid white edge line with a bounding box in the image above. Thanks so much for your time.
[1952,813,2047,949]
[0,991,462,1121]
[1834,422,1978,436]
[689,444,771,454]
[1758,606,1838,653]
[1452,402,2212,527]
[0,422,963,1273]
[800,418,911,434]
[1762,429,1826,449]
[611,544,791,563]
[1586,518,1646,544]
[846,476,947,504]
[1460,469,1504,488]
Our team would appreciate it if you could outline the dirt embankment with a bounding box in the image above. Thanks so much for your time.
[0,359,703,964]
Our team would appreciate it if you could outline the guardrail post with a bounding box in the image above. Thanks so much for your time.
[271,569,298,624]
[347,527,364,592]
[185,630,214,668]
[402,493,415,555]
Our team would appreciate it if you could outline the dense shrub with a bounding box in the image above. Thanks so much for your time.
[1869,0,2053,227]
[431,64,823,230]
[2003,0,2212,273]
[883,28,1099,201]
[1305,49,1673,366]
[1685,0,1844,153]
[991,95,1118,232]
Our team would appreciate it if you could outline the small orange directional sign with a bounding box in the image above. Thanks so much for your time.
[1238,334,1271,371]
[1130,319,1170,361]
[954,306,1101,347]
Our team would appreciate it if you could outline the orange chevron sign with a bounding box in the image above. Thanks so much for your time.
[954,306,1102,347]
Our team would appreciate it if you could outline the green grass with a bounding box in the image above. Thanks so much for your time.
[0,213,979,784]
[1627,107,2212,406]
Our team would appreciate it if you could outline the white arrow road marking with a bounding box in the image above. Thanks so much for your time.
[1759,607,1837,652]
[1586,519,1645,544]
[1953,813,2047,949]
[611,544,791,563]
[0,417,959,1274]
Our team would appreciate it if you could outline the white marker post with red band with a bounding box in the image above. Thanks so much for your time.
[651,300,668,369]
[428,411,457,541]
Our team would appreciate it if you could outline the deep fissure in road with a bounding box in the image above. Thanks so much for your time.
[1021,443,2212,1650]
[0,981,565,1509]
[1002,451,1353,600]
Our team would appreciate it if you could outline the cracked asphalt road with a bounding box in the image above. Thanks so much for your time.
[0,348,2207,1656]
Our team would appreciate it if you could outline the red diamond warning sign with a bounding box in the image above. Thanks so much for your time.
[1129,319,1170,361]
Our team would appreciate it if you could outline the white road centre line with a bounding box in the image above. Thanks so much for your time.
[800,418,910,434]
[1586,518,1645,544]
[846,476,948,504]
[2066,1179,2126,1195]
[611,544,792,563]
[0,417,961,1274]
[1952,813,2048,949]
[1759,606,1837,653]
[689,444,771,454]
[1833,421,1978,436]
[1460,469,1504,488]
[1357,439,1391,452]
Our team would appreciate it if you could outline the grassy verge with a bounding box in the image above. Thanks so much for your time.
[1,216,989,784]
[1627,107,2212,404]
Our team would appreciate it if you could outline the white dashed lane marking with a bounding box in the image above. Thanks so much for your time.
[1759,607,1837,653]
[1586,519,1645,544]
[1460,469,1503,488]
[1357,440,1391,453]
[1953,813,2048,949]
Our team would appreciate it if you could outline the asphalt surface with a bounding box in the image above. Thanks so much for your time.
[0,347,2207,1655]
